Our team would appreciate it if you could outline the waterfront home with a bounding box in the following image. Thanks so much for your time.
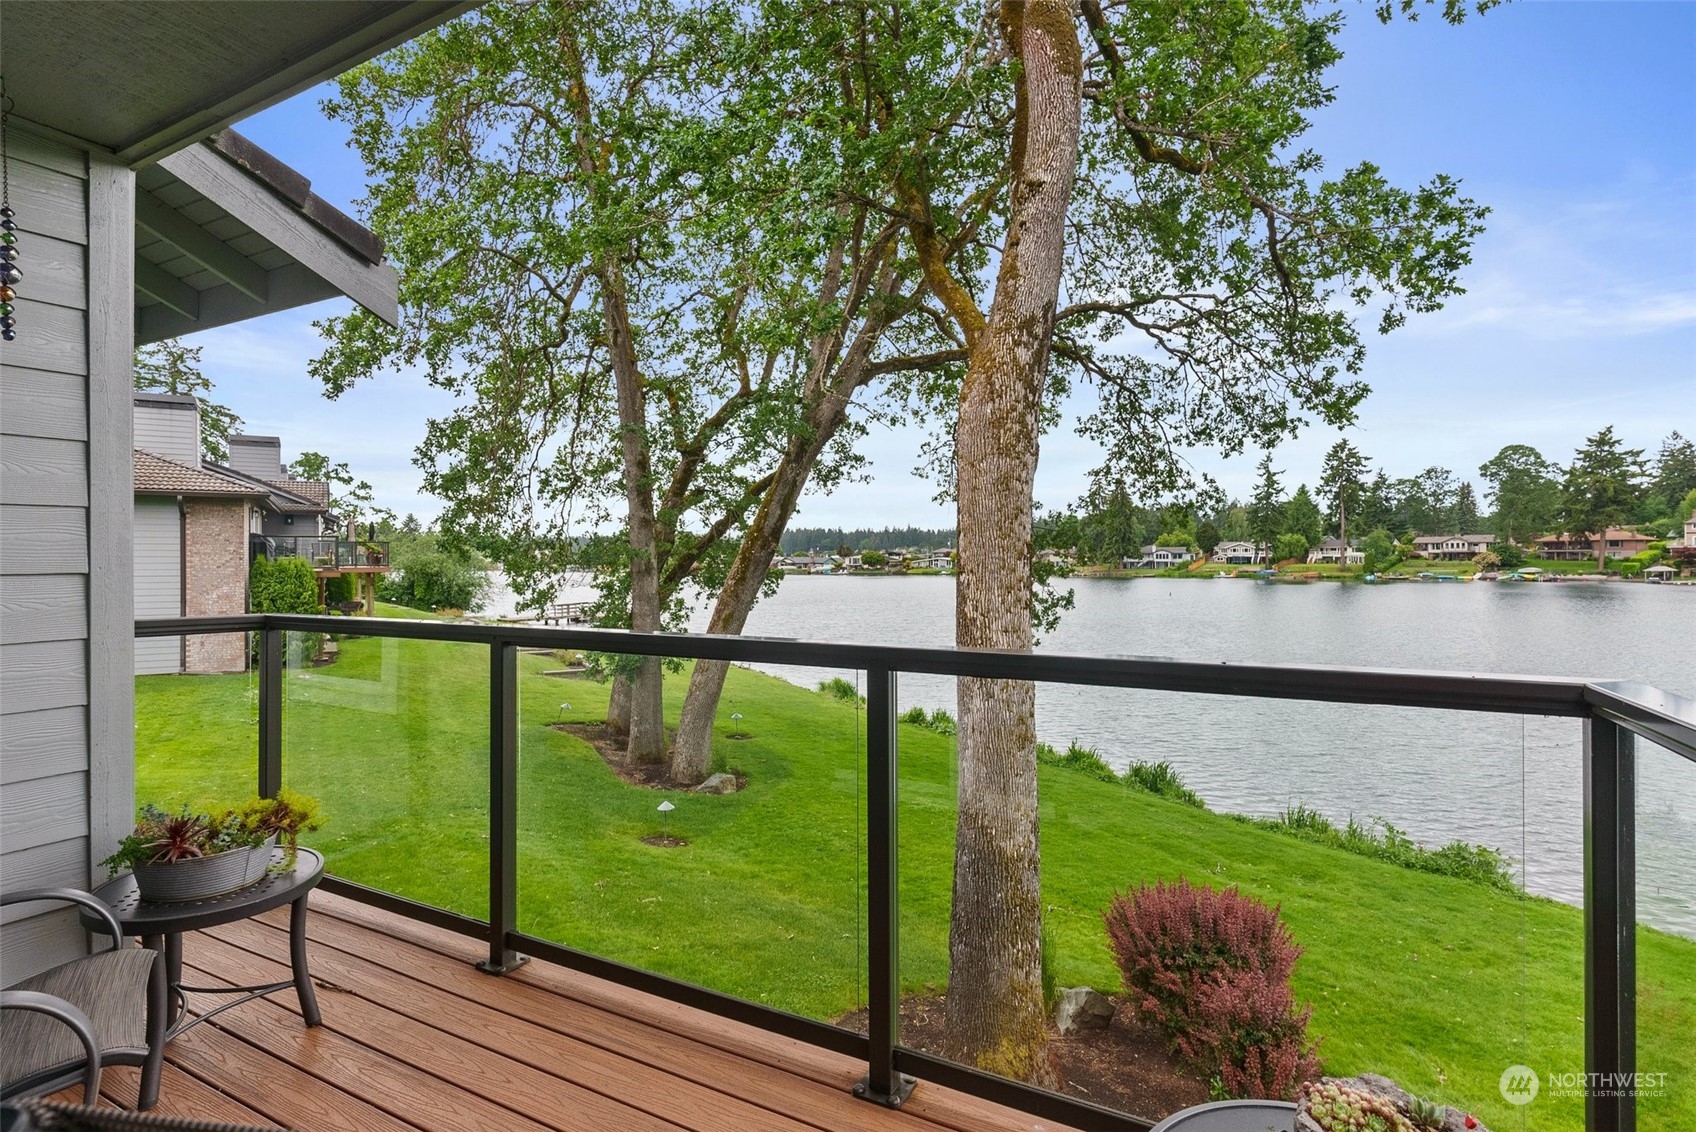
[1213,540,1267,565]
[1535,528,1652,561]
[1411,533,1495,560]
[1125,544,1194,568]
[1307,537,1365,566]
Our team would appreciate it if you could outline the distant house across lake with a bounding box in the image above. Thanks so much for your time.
[1213,541,1267,565]
[1411,533,1495,561]
[1307,537,1365,566]
[1535,528,1652,561]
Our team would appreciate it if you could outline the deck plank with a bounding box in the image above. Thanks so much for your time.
[298,892,1083,1132]
[180,938,690,1132]
[249,905,985,1132]
[163,1018,421,1132]
[104,1063,285,1127]
[195,920,821,1132]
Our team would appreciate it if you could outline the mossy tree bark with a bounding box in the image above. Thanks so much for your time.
[900,0,1082,1086]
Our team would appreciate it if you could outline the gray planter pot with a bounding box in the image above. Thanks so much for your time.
[1150,1100,1298,1132]
[132,835,277,903]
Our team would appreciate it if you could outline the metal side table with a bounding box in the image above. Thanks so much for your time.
[83,848,324,1036]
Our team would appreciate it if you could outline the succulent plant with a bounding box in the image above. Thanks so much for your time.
[1406,1094,1447,1130]
[1299,1081,1415,1132]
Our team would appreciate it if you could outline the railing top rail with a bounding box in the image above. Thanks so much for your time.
[1585,680,1696,764]
[136,613,1603,719]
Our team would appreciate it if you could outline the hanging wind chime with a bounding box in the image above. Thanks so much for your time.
[1,78,21,342]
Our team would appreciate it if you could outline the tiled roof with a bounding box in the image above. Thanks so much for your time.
[134,450,267,497]
[268,478,331,507]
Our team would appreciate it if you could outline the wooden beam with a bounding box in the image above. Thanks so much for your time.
[134,257,200,320]
[135,263,339,347]
[134,189,268,302]
[159,144,398,328]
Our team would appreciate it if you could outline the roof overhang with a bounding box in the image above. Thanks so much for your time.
[1,1,477,167]
[135,132,399,344]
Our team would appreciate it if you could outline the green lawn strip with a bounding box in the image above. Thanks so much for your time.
[134,627,1696,1131]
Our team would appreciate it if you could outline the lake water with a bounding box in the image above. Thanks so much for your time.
[486,572,1696,936]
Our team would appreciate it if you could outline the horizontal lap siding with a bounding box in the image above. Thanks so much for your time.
[134,498,182,674]
[0,129,95,981]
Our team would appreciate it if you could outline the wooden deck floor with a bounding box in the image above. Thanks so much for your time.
[75,891,1082,1132]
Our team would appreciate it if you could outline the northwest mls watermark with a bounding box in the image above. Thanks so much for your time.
[1499,1064,1670,1105]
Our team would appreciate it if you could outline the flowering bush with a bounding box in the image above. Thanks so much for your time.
[1104,878,1320,1099]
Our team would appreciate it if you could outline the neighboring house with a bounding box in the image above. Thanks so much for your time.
[1411,534,1495,561]
[1125,545,1194,568]
[1683,518,1696,549]
[921,549,956,571]
[226,434,334,538]
[132,394,270,675]
[1535,529,1652,561]
[1307,537,1365,566]
[0,0,436,982]
[1213,541,1266,565]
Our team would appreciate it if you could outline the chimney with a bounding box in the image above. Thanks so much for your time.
[227,434,284,480]
[132,393,203,466]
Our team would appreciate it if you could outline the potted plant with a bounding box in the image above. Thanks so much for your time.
[362,541,385,566]
[102,792,322,903]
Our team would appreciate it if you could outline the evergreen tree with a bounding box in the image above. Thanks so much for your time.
[1318,440,1369,555]
[1283,485,1325,550]
[1452,482,1481,533]
[1559,426,1647,568]
[1651,431,1696,506]
[1248,453,1285,561]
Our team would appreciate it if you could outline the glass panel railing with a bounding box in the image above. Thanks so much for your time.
[277,624,489,917]
[516,649,867,1023]
[900,687,1568,1129]
[1634,736,1696,1129]
[133,630,260,807]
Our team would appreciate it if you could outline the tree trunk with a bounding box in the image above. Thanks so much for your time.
[943,0,1080,1088]
[607,674,632,738]
[670,382,862,781]
[604,267,667,764]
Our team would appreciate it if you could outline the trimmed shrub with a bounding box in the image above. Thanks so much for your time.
[1104,879,1320,1100]
[249,555,322,664]
[1124,759,1205,807]
[379,549,489,612]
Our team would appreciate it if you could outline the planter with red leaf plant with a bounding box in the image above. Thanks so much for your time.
[102,791,322,903]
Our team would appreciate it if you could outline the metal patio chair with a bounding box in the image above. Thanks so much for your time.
[1,890,166,1111]
[2,1098,282,1131]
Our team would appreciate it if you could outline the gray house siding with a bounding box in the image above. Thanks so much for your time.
[133,497,182,675]
[0,128,134,983]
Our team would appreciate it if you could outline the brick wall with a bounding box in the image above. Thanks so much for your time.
[183,499,252,673]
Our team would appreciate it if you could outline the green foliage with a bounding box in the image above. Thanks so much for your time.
[287,452,377,522]
[1249,453,1285,558]
[817,677,864,705]
[101,792,322,874]
[1362,528,1398,574]
[1246,808,1518,892]
[133,339,243,462]
[379,546,490,613]
[1494,541,1528,570]
[323,573,359,606]
[1319,440,1370,539]
[1275,533,1311,563]
[1300,1081,1414,1132]
[1283,485,1325,550]
[1406,1093,1448,1130]
[1037,741,1119,783]
[1124,760,1205,808]
[249,556,323,663]
[900,705,931,727]
[1483,466,1551,552]
[1560,427,1647,561]
[860,550,887,569]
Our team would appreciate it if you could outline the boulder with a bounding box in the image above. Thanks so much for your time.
[1053,987,1115,1034]
[695,773,739,795]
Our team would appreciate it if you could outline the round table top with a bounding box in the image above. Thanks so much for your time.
[84,847,324,935]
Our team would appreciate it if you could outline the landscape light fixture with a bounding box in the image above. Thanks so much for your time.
[657,799,675,840]
[558,702,571,719]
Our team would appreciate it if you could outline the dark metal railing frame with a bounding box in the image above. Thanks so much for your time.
[139,614,1696,1132]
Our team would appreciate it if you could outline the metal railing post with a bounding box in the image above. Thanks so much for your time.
[1583,715,1635,1132]
[479,638,526,974]
[855,666,914,1106]
[258,626,283,799]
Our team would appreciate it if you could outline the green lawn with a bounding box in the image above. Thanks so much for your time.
[134,615,1696,1130]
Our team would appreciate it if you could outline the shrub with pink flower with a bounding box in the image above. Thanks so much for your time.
[1104,878,1320,1099]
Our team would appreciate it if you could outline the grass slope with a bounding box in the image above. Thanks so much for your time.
[134,618,1694,1130]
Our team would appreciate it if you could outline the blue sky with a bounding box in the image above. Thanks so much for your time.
[198,1,1694,527]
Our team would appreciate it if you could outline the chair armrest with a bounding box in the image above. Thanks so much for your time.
[0,989,102,1104]
[0,889,124,951]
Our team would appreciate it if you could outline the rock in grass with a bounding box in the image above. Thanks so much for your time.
[695,773,739,795]
[1053,987,1115,1033]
